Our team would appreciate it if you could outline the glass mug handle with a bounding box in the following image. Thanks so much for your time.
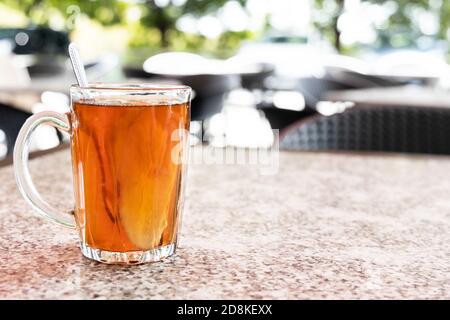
[13,111,76,228]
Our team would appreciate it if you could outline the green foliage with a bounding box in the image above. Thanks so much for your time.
[137,0,246,47]
[312,0,446,53]
[1,0,252,57]
[439,0,450,40]
[4,0,450,57]
[1,0,128,28]
[312,0,344,51]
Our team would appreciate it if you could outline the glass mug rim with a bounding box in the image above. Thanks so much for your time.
[70,82,192,93]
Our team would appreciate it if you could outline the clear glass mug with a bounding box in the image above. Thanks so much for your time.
[14,83,191,264]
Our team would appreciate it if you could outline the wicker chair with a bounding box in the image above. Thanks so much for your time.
[279,105,450,155]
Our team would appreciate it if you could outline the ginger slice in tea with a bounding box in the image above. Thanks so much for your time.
[114,107,181,250]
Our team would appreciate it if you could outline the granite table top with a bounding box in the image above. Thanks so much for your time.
[0,148,449,299]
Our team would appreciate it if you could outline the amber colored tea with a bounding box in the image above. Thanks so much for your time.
[71,100,189,252]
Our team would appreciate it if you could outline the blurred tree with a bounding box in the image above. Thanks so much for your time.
[1,0,251,53]
[139,0,244,48]
[369,0,434,49]
[312,0,442,53]
[1,0,128,28]
[313,0,344,52]
[9,0,448,58]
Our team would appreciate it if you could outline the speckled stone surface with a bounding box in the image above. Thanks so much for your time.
[0,149,450,299]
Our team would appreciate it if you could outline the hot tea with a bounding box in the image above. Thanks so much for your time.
[71,99,189,252]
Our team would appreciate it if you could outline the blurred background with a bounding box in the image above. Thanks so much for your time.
[2,0,450,162]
